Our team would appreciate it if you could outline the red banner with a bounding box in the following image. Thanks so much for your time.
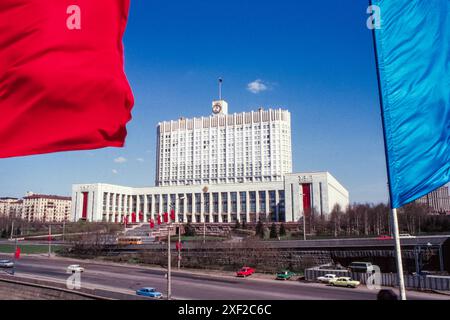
[14,247,21,260]
[0,0,134,158]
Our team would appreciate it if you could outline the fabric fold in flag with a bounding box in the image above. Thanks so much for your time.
[0,0,134,158]
[372,0,450,208]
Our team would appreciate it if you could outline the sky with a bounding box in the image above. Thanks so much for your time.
[0,0,394,204]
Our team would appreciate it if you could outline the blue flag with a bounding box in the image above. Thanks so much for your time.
[372,0,450,208]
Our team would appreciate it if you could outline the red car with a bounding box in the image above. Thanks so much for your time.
[236,267,255,277]
[377,235,393,240]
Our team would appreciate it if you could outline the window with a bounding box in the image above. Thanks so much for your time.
[231,192,237,213]
[249,191,256,213]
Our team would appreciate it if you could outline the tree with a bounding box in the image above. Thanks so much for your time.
[255,220,265,238]
[184,222,196,237]
[269,223,278,239]
[279,223,287,237]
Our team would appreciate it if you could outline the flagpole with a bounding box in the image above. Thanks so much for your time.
[369,0,406,300]
[167,220,171,300]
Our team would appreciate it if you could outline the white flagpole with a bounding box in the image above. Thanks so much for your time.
[390,208,406,300]
[370,0,406,300]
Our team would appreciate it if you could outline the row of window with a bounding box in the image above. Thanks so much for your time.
[102,190,285,216]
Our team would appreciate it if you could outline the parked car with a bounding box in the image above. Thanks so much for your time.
[0,259,14,268]
[377,235,393,240]
[136,287,162,298]
[67,264,85,273]
[236,267,255,277]
[317,274,337,283]
[348,262,375,273]
[276,270,296,280]
[399,234,415,239]
[329,277,360,288]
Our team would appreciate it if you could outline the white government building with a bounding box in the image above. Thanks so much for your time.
[71,97,349,224]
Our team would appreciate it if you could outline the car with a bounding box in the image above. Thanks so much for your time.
[276,270,296,280]
[399,234,415,239]
[317,274,337,283]
[329,277,360,288]
[67,264,85,273]
[0,259,14,268]
[348,262,375,273]
[236,267,255,277]
[377,235,393,240]
[136,287,163,298]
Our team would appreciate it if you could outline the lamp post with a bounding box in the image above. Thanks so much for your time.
[202,187,209,244]
[298,193,306,241]
[167,196,185,300]
[48,224,52,258]
[177,221,182,270]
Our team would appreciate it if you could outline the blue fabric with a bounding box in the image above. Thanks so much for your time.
[373,0,450,208]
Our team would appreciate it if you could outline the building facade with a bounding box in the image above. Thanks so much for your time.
[0,198,23,219]
[1,194,71,222]
[22,194,72,222]
[72,172,349,224]
[72,98,349,224]
[156,101,292,186]
[416,185,450,214]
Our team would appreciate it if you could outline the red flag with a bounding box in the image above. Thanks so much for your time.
[149,219,155,229]
[14,247,21,260]
[163,212,169,223]
[157,214,161,225]
[0,0,134,158]
[170,209,176,221]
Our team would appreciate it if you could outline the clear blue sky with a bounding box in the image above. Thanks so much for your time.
[0,0,392,204]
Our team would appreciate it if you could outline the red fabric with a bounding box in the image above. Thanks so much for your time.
[157,214,161,225]
[131,212,136,223]
[0,0,134,158]
[81,192,88,220]
[149,219,155,229]
[302,184,311,217]
[170,209,175,221]
[15,247,21,259]
[163,212,168,223]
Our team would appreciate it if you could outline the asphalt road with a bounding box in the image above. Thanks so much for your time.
[1,254,448,300]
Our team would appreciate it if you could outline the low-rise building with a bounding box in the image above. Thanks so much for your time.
[71,171,349,223]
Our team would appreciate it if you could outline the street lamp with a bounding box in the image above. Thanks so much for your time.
[202,187,209,244]
[298,193,306,241]
[167,196,185,300]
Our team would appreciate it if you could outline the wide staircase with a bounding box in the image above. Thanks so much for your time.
[123,223,174,243]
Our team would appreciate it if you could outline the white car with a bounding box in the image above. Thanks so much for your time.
[0,259,14,268]
[317,274,337,283]
[67,264,85,273]
[399,234,415,239]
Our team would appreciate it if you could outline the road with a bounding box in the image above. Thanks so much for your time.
[1,254,448,300]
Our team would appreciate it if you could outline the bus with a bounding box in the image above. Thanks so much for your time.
[117,236,143,245]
